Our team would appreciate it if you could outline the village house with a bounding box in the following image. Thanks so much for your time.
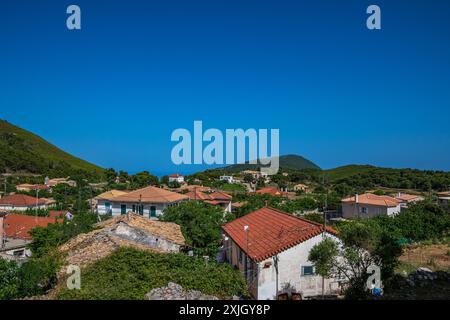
[185,188,233,212]
[94,189,130,215]
[255,186,288,197]
[341,193,401,219]
[16,184,49,192]
[219,175,235,184]
[394,193,424,209]
[96,186,188,218]
[0,194,56,212]
[45,177,77,188]
[293,183,310,193]
[241,170,269,180]
[0,213,60,261]
[222,207,341,300]
[437,191,450,212]
[168,174,185,184]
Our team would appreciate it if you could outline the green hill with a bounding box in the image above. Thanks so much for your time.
[324,164,378,181]
[0,119,104,179]
[220,154,321,172]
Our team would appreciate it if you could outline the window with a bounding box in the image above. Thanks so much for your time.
[360,207,368,214]
[132,204,136,213]
[301,265,315,276]
[13,249,25,257]
[105,202,111,214]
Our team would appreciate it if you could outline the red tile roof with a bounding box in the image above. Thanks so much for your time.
[186,190,232,202]
[3,214,61,240]
[222,207,336,262]
[342,193,400,207]
[0,194,48,206]
[49,210,67,218]
[255,187,286,196]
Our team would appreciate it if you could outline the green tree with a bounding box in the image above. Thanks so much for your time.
[308,237,338,296]
[160,201,224,256]
[130,171,159,189]
[0,259,20,299]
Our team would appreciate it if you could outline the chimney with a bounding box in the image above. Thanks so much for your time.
[355,194,359,203]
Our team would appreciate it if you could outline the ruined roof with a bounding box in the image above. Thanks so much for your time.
[110,186,188,203]
[222,207,336,262]
[59,212,186,267]
[95,212,186,245]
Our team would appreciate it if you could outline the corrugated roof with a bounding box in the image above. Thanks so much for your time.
[222,207,336,262]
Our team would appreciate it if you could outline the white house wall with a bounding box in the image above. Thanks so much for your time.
[256,233,341,300]
[342,203,400,219]
[225,232,342,300]
[97,200,183,218]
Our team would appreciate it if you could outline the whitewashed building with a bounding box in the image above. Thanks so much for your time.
[168,174,184,184]
[341,193,401,219]
[0,194,55,212]
[222,207,342,300]
[220,175,235,184]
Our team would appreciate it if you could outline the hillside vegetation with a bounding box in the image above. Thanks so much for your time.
[0,120,104,179]
[220,154,320,172]
[56,247,248,300]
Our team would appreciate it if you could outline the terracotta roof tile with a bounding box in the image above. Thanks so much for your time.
[342,193,400,207]
[109,186,188,203]
[0,194,48,206]
[222,207,336,262]
[3,214,61,240]
[255,187,286,196]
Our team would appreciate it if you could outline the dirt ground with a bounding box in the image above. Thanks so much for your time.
[399,244,450,272]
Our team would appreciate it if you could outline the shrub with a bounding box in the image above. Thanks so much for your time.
[56,247,248,300]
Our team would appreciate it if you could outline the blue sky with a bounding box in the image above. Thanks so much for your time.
[1,0,450,175]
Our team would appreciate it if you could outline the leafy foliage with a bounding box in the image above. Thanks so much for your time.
[28,212,99,257]
[161,201,224,256]
[56,247,248,300]
[0,259,20,299]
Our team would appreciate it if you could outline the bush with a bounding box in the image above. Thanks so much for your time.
[0,259,20,299]
[161,201,224,256]
[56,247,248,300]
[28,212,98,257]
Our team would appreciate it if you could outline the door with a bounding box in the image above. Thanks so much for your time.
[150,206,156,218]
[120,204,126,215]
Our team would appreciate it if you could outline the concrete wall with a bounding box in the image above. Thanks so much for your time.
[113,223,182,252]
[342,203,400,219]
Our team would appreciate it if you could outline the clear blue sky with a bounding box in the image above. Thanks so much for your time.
[1,0,450,175]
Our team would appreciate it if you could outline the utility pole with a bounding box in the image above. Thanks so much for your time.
[274,255,279,299]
